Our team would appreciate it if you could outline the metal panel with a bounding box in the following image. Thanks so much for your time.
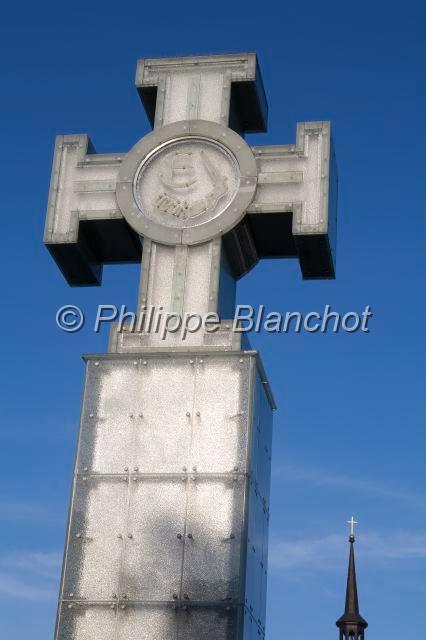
[56,352,274,640]
[134,358,195,472]
[62,476,127,601]
[177,606,238,640]
[190,355,251,472]
[76,359,141,474]
[122,478,186,601]
[77,358,195,475]
[57,604,116,640]
[117,606,178,640]
[181,476,245,601]
[243,364,273,636]
[136,53,267,133]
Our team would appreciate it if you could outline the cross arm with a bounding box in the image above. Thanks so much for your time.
[135,52,268,134]
[44,134,142,285]
[223,121,338,279]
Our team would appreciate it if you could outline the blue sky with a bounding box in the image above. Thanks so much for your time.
[1,1,426,638]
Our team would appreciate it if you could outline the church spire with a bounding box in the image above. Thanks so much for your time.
[336,517,368,640]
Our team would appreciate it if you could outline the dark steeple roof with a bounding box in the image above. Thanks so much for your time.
[336,529,368,639]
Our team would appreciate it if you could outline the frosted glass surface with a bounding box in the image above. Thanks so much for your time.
[244,364,273,631]
[63,477,127,600]
[77,360,141,474]
[253,130,325,227]
[250,374,272,506]
[177,607,237,640]
[58,604,116,640]
[122,479,186,600]
[78,358,195,474]
[162,71,225,125]
[145,242,175,309]
[57,354,273,640]
[117,606,177,640]
[182,477,245,600]
[181,242,212,316]
[47,138,120,241]
[190,357,250,472]
[134,358,195,472]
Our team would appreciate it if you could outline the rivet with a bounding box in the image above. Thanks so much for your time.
[173,593,178,599]
[127,533,133,539]
[133,361,138,366]
[177,533,182,540]
[69,592,74,597]
[195,411,200,417]
[199,359,204,364]
[186,411,191,417]
[117,534,123,539]
[124,467,129,472]
[68,604,73,609]
[94,362,99,366]
[89,413,94,418]
[83,467,88,472]
[134,467,139,472]
[76,533,82,538]
[187,533,193,539]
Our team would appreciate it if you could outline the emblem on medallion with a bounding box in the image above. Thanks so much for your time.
[120,122,257,245]
[154,150,229,220]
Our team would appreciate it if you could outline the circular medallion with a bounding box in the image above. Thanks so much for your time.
[134,137,239,230]
[116,121,258,245]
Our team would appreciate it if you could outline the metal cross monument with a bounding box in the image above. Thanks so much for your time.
[45,53,338,640]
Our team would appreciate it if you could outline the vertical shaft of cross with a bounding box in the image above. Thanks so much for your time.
[135,60,235,335]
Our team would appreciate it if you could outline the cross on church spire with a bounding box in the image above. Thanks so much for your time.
[336,520,368,640]
[347,516,358,540]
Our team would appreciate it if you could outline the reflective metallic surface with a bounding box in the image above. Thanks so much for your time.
[56,353,273,639]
